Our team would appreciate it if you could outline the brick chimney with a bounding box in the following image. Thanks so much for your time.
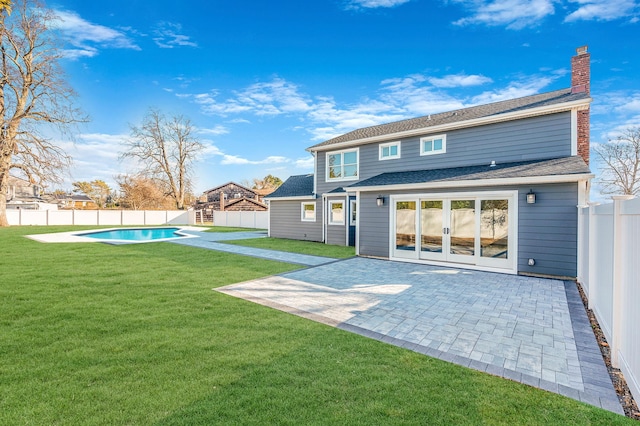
[572,46,590,165]
[219,190,225,211]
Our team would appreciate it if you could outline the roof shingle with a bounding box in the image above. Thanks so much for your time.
[348,156,591,189]
[266,174,315,198]
[310,88,590,150]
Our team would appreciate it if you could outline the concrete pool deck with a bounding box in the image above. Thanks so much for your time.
[25,226,206,244]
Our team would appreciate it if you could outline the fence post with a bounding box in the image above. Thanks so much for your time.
[577,205,587,285]
[586,202,600,309]
[611,195,634,368]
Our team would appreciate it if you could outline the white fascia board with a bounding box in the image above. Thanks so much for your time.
[308,98,592,153]
[348,173,595,193]
[323,191,348,196]
[264,195,316,201]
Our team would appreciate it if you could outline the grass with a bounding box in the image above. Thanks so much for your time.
[225,237,356,259]
[0,226,633,425]
[203,226,266,233]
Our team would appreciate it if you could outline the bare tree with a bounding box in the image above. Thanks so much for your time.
[0,0,86,226]
[121,110,204,210]
[115,174,174,210]
[594,127,640,196]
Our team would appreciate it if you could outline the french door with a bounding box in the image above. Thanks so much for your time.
[392,192,516,272]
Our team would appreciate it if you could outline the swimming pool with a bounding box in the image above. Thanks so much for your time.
[79,227,191,244]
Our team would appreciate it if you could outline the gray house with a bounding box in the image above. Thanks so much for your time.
[267,47,594,278]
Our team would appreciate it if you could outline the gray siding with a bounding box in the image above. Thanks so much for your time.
[517,184,578,277]
[357,183,579,278]
[269,199,322,242]
[358,193,390,257]
[316,112,571,195]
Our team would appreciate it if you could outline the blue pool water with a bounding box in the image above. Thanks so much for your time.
[80,227,186,243]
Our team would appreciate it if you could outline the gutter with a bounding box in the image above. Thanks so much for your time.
[348,173,595,193]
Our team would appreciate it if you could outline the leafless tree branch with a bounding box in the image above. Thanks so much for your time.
[121,109,203,209]
[0,0,87,226]
[593,127,640,196]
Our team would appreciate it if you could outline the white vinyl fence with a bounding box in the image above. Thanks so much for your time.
[6,209,195,226]
[210,211,268,229]
[578,195,640,403]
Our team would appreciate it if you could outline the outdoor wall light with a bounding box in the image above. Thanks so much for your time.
[526,190,536,204]
[376,195,385,207]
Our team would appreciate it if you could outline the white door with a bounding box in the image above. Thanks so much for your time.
[392,193,516,272]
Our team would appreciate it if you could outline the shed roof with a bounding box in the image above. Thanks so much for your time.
[348,156,591,189]
[266,174,315,198]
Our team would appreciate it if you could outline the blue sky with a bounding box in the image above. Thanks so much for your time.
[44,0,640,195]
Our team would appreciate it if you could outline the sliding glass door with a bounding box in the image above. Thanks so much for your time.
[392,193,515,271]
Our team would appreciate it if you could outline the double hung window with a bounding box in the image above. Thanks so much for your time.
[327,149,358,181]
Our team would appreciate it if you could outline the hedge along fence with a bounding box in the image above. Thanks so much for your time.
[6,209,194,226]
[578,195,640,404]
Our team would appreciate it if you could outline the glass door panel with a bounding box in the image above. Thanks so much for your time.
[480,199,509,259]
[394,201,417,258]
[449,200,476,262]
[420,200,444,261]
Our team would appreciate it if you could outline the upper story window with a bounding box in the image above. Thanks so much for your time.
[420,134,446,156]
[379,141,401,160]
[326,148,358,182]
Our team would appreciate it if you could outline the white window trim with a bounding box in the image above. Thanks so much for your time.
[420,134,446,156]
[325,148,359,182]
[350,199,357,226]
[379,141,401,161]
[328,200,345,225]
[301,202,316,222]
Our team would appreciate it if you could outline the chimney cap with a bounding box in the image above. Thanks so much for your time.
[576,45,588,55]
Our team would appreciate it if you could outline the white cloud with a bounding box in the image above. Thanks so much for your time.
[192,78,312,117]
[196,125,230,136]
[470,76,555,104]
[451,0,555,29]
[51,133,130,189]
[153,22,198,48]
[427,74,493,88]
[345,0,412,9]
[295,156,315,169]
[565,0,639,22]
[53,10,140,59]
[184,70,562,142]
[220,155,289,166]
[378,75,467,115]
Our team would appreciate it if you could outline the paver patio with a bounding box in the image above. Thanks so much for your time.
[217,256,623,414]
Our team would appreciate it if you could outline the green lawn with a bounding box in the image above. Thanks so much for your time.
[0,226,631,425]
[225,237,356,259]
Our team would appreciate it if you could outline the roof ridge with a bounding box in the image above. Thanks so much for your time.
[310,87,588,149]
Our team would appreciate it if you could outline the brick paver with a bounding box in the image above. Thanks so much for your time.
[218,257,623,414]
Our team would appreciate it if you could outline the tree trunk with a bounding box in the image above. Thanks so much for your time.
[0,159,10,227]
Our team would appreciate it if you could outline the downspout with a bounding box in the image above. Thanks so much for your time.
[322,194,326,243]
[312,151,317,195]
